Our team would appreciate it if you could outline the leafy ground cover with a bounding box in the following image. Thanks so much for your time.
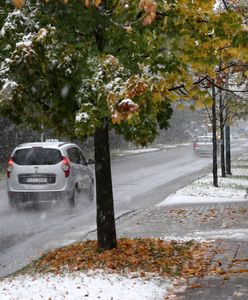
[27,238,214,280]
[3,238,216,299]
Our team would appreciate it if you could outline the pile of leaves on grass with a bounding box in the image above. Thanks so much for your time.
[31,238,215,279]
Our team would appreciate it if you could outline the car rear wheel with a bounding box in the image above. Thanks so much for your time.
[83,178,94,202]
[69,186,79,207]
[8,196,21,209]
[88,181,94,202]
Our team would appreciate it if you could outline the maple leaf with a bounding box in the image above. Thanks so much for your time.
[138,0,157,26]
[94,0,101,7]
[125,76,148,98]
[111,99,139,124]
[84,0,90,8]
[12,0,25,8]
[107,91,117,106]
[117,99,139,113]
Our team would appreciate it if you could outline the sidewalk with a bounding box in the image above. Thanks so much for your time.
[113,150,248,299]
[115,202,248,299]
[78,158,248,299]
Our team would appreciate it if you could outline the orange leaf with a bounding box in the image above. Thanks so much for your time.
[140,271,146,277]
[84,0,90,8]
[94,0,101,7]
[238,269,248,273]
[189,283,202,289]
[12,0,25,8]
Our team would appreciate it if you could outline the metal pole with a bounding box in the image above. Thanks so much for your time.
[225,124,232,175]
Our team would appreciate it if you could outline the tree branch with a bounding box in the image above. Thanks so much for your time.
[221,0,229,11]
[206,78,248,93]
[204,103,213,123]
[168,76,208,92]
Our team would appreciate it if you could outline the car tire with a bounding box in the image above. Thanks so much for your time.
[82,178,94,202]
[69,186,79,207]
[8,196,20,209]
[88,180,94,202]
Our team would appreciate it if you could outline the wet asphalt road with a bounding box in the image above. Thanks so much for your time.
[0,141,247,277]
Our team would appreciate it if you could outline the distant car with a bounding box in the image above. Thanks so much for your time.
[193,135,213,156]
[6,141,94,208]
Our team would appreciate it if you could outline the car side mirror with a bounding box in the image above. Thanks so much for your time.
[88,159,95,164]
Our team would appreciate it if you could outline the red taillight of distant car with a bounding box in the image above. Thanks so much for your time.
[61,156,71,177]
[7,158,14,178]
[193,143,199,150]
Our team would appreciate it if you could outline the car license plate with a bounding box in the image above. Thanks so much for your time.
[26,177,47,184]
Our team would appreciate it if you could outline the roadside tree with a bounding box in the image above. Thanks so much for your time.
[0,0,247,249]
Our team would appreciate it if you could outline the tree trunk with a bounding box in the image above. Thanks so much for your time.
[219,90,225,177]
[94,118,117,250]
[212,85,218,187]
[225,124,232,175]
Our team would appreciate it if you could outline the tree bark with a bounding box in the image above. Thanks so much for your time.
[225,124,232,175]
[219,89,226,177]
[94,118,117,250]
[212,85,218,187]
[93,5,117,251]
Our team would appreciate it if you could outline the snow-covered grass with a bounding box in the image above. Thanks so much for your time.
[162,229,248,242]
[112,147,160,157]
[111,142,190,157]
[156,153,248,242]
[158,154,248,206]
[0,271,172,300]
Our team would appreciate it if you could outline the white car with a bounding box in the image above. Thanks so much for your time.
[7,141,94,208]
[193,135,213,156]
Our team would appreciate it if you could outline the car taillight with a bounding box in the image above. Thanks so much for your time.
[61,157,71,177]
[194,143,199,149]
[7,158,14,178]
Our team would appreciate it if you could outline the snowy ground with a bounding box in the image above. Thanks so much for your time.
[158,163,248,206]
[157,153,248,241]
[111,142,191,157]
[0,271,173,300]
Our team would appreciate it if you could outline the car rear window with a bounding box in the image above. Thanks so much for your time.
[12,147,62,165]
[196,137,212,143]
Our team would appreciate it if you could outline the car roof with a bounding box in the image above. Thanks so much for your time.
[196,135,213,139]
[14,142,76,149]
[196,136,212,141]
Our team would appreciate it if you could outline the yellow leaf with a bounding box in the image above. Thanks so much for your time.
[203,97,212,107]
[125,26,133,34]
[152,92,162,102]
[189,104,195,111]
[176,103,185,110]
[107,91,117,105]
